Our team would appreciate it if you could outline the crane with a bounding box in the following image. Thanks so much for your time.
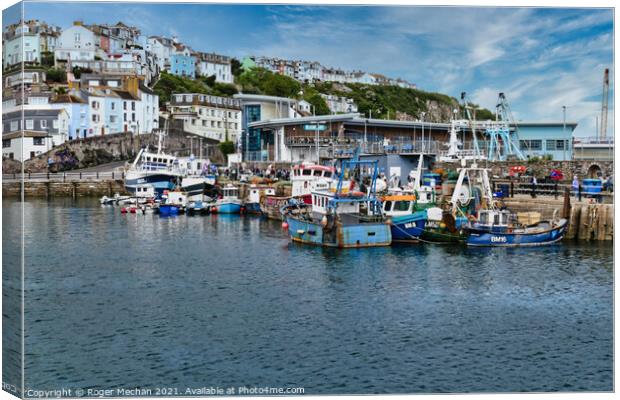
[485,93,526,161]
[600,68,609,140]
[460,92,484,160]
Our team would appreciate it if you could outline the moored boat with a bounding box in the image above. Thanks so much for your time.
[465,210,568,247]
[260,163,339,219]
[282,160,391,248]
[245,185,276,214]
[215,185,242,214]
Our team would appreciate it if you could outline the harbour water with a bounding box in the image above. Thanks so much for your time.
[3,198,613,394]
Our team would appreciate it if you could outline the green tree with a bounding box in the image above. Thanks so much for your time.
[46,68,67,83]
[41,51,54,67]
[219,141,235,156]
[230,58,242,77]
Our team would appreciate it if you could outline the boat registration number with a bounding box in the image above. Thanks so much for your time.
[404,223,418,229]
[491,236,507,243]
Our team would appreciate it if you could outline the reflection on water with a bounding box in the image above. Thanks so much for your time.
[2,198,613,394]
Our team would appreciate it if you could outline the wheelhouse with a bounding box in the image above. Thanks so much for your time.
[477,209,513,227]
[311,191,359,215]
[382,195,416,217]
[222,186,239,199]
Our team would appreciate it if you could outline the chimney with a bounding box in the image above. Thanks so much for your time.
[73,20,83,26]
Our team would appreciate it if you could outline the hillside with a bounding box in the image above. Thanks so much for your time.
[153,66,494,123]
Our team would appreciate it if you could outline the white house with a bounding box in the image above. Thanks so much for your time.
[146,36,174,72]
[2,26,40,68]
[54,23,96,66]
[196,52,233,83]
[169,93,241,142]
[2,108,70,161]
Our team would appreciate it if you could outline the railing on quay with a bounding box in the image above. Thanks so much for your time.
[3,171,125,183]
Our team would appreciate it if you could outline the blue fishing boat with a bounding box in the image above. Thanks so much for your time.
[465,209,568,247]
[282,160,391,248]
[381,155,436,243]
[215,185,242,214]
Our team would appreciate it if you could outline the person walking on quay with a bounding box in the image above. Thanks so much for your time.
[530,175,537,198]
[554,180,559,200]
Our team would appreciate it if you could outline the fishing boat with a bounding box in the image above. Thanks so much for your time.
[159,191,188,216]
[214,185,243,214]
[381,155,437,243]
[245,185,276,214]
[178,156,217,198]
[260,163,339,220]
[186,198,211,216]
[124,129,183,195]
[416,163,490,244]
[465,209,568,247]
[282,160,391,248]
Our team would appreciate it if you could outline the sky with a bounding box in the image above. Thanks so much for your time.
[3,1,615,137]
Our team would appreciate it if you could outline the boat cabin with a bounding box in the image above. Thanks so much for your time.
[291,164,336,197]
[477,209,513,227]
[311,191,359,215]
[382,195,416,217]
[247,186,276,204]
[134,184,156,199]
[166,191,187,206]
[222,185,239,199]
[139,151,178,172]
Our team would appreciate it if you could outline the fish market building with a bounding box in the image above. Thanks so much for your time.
[247,114,577,163]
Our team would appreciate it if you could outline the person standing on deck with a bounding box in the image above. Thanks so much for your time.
[530,176,537,198]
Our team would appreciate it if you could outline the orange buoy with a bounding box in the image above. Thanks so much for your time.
[211,206,218,213]
[282,221,289,229]
[121,207,127,214]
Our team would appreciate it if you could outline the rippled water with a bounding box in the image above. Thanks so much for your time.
[2,198,613,394]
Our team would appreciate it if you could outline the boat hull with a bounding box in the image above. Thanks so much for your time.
[285,215,391,248]
[244,202,262,214]
[125,172,178,194]
[466,219,568,247]
[389,211,427,243]
[159,204,180,216]
[216,201,242,214]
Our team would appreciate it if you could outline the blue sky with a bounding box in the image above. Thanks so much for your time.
[4,2,615,137]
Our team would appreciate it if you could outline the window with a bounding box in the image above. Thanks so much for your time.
[131,113,135,122]
[123,113,127,122]
[520,140,542,151]
[91,101,99,109]
[111,102,115,110]
[33,137,45,146]
[546,140,568,151]
[53,120,59,129]
[30,151,36,159]
[74,33,81,42]
[10,121,18,131]
[92,114,99,122]
[40,120,47,128]
[123,101,127,110]
[3,139,10,148]
[131,102,135,111]
[26,120,34,130]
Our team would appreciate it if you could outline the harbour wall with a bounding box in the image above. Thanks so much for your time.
[2,180,126,198]
[500,195,613,241]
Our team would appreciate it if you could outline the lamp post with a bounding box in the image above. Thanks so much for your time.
[421,112,426,153]
[562,106,567,161]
